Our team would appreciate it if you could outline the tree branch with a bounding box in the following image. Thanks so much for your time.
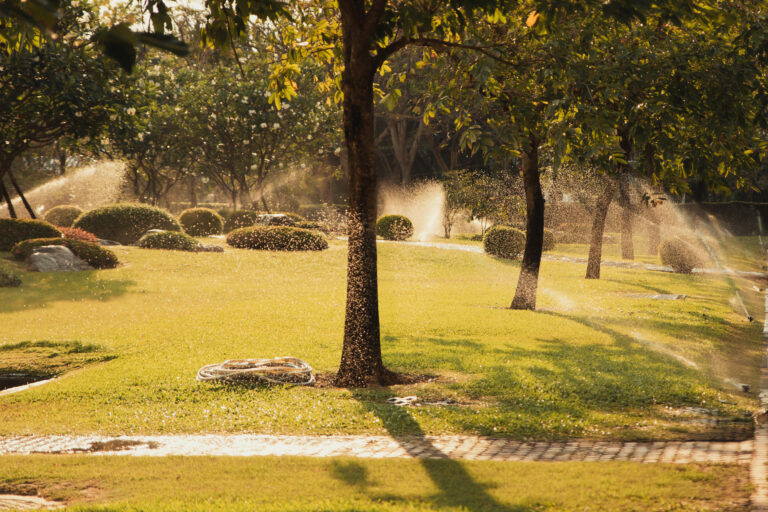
[374,37,523,70]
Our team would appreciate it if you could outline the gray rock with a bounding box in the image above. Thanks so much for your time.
[28,245,93,272]
[143,229,169,236]
[196,243,224,253]
[98,239,121,246]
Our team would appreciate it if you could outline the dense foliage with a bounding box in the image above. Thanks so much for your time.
[226,226,328,251]
[43,205,83,227]
[0,218,62,251]
[376,215,414,241]
[659,238,703,273]
[137,231,199,252]
[542,228,556,252]
[179,208,224,236]
[223,210,259,233]
[58,227,101,243]
[483,226,526,259]
[73,204,181,244]
[11,238,119,269]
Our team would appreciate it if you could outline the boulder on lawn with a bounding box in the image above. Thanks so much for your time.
[28,245,93,272]
[196,243,224,253]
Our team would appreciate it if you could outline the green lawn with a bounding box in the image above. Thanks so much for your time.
[0,236,762,439]
[0,455,751,511]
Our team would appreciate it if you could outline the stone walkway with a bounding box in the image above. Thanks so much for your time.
[0,496,61,511]
[0,434,754,463]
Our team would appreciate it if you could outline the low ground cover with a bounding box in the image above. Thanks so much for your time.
[0,236,761,439]
[0,455,751,511]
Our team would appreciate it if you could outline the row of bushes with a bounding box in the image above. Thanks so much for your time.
[483,226,556,259]
[11,238,119,269]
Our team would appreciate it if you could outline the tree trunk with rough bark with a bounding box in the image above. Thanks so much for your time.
[586,180,617,279]
[0,178,16,218]
[334,4,390,387]
[618,177,633,260]
[8,171,36,219]
[511,140,543,310]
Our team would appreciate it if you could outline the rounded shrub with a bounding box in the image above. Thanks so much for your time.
[73,203,181,245]
[274,212,305,223]
[295,220,330,234]
[376,215,414,241]
[43,205,83,227]
[11,238,118,269]
[223,210,259,232]
[659,238,702,273]
[179,208,224,236]
[59,226,100,243]
[483,225,526,259]
[542,228,556,251]
[0,218,62,252]
[138,231,199,252]
[227,226,328,251]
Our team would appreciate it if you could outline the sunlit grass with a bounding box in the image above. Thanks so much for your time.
[0,236,762,439]
[0,455,751,511]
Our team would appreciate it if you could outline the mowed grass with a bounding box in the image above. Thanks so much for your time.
[0,236,762,439]
[0,455,751,511]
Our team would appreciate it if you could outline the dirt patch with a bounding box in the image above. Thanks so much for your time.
[313,371,440,388]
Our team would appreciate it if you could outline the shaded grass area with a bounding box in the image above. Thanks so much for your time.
[0,237,762,439]
[0,455,751,511]
[0,341,115,383]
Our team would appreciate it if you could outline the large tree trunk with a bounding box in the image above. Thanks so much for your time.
[8,170,36,219]
[585,179,617,279]
[618,177,633,260]
[334,6,390,387]
[0,178,16,218]
[511,140,543,310]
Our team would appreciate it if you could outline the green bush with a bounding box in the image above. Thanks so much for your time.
[217,208,235,220]
[0,261,21,287]
[295,221,331,234]
[455,233,483,242]
[274,212,305,223]
[179,208,224,236]
[12,238,119,269]
[223,210,259,232]
[138,231,199,252]
[73,204,181,244]
[43,205,83,227]
[483,225,526,259]
[376,215,414,241]
[542,228,555,251]
[227,226,328,251]
[659,238,702,273]
[0,218,62,252]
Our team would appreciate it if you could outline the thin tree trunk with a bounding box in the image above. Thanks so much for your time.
[511,140,543,310]
[334,9,389,387]
[618,177,633,260]
[647,217,661,255]
[585,180,617,279]
[0,178,16,218]
[8,171,36,219]
[189,176,197,207]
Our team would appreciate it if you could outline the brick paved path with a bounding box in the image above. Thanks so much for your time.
[0,434,754,463]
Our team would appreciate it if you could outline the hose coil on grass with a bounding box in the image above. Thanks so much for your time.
[196,357,315,386]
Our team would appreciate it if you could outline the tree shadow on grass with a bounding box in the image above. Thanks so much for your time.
[343,389,528,512]
[375,310,747,440]
[0,269,134,313]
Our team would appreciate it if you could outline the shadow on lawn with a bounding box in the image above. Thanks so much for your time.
[376,311,749,440]
[0,269,134,313]
[344,389,526,512]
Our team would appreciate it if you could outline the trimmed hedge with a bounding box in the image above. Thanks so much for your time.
[73,204,181,245]
[542,228,555,251]
[659,238,702,273]
[11,238,119,269]
[179,208,224,236]
[0,262,21,287]
[138,231,199,252]
[483,225,525,259]
[227,226,328,251]
[224,210,259,232]
[43,205,83,227]
[295,221,330,234]
[376,215,414,241]
[0,218,62,252]
[59,226,100,243]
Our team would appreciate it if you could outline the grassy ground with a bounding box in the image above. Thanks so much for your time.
[0,455,751,511]
[0,236,763,440]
